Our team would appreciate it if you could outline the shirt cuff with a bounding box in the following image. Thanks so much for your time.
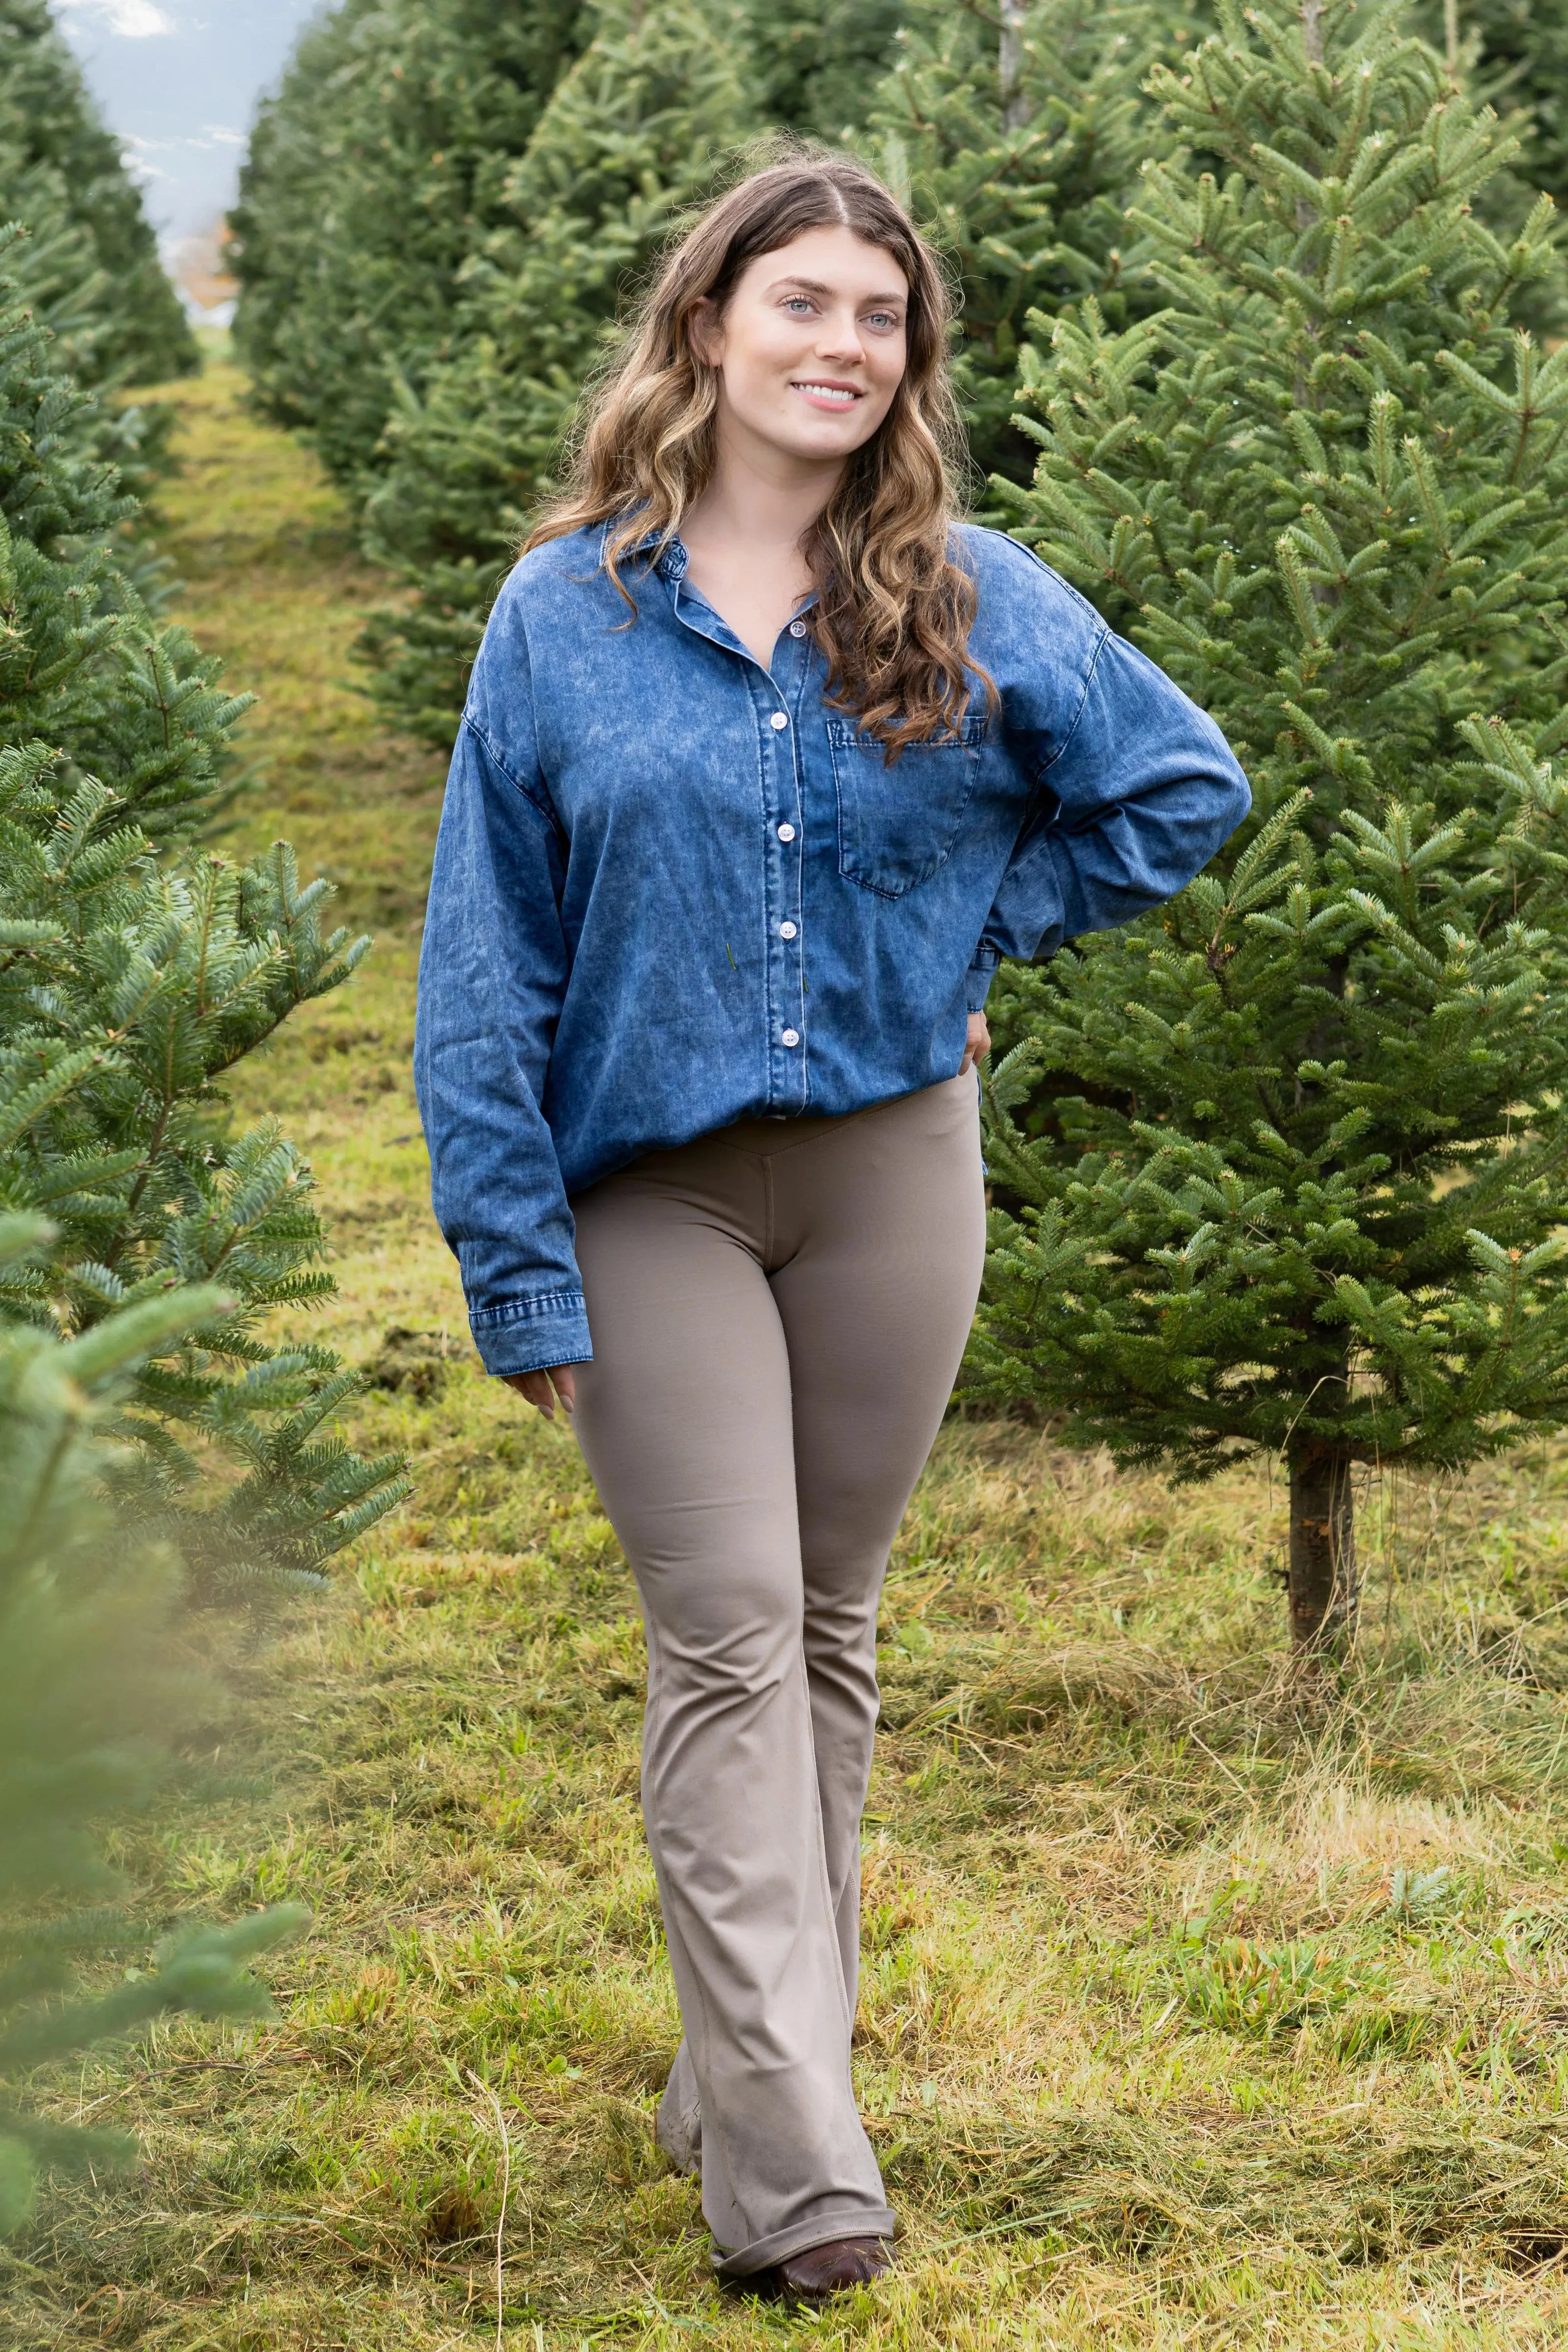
[468,1289,593,1376]
[965,947,1001,1013]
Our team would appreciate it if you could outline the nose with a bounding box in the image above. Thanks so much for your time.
[814,306,867,367]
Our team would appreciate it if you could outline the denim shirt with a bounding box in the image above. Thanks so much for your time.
[414,520,1250,1375]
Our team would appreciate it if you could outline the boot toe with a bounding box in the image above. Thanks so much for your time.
[774,2235,894,2303]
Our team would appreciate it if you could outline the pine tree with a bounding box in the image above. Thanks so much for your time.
[864,0,1199,484]
[228,0,904,504]
[1396,2,1568,343]
[0,0,195,388]
[230,0,589,495]
[0,228,409,1599]
[357,0,763,744]
[1413,1,1568,215]
[0,1224,305,2235]
[973,0,1568,1655]
[228,0,913,741]
[751,0,904,142]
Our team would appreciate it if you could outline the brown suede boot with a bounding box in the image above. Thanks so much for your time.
[770,2236,894,2305]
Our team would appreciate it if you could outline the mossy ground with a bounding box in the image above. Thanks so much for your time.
[6,357,1568,2349]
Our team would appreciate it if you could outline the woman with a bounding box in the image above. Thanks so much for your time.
[415,156,1249,2302]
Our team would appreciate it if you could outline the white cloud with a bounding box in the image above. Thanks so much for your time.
[58,0,176,36]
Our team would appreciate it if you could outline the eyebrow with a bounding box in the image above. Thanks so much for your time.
[767,274,907,305]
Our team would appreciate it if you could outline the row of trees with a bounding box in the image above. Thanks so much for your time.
[233,0,908,736]
[235,0,1568,1664]
[0,0,194,387]
[7,0,1564,2234]
[0,0,195,501]
[233,0,1214,737]
[978,0,1568,1649]
[234,0,1568,748]
[0,9,403,2227]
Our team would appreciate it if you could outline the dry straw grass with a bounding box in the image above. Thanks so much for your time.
[5,357,1568,2348]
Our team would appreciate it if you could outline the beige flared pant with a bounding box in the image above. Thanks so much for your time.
[569,1071,986,2275]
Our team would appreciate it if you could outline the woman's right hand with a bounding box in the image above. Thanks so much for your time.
[959,1011,990,1074]
[503,1365,578,1419]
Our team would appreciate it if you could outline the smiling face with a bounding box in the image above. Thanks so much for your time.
[690,222,910,474]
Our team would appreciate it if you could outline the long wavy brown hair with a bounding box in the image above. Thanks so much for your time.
[523,155,986,756]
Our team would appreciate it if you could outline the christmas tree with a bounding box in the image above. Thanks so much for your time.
[0,1226,305,2235]
[864,0,1198,484]
[0,186,393,2224]
[0,228,408,1597]
[1413,1,1568,215]
[974,0,1568,1653]
[231,0,589,494]
[229,0,905,506]
[751,0,904,142]
[357,0,762,743]
[0,0,195,388]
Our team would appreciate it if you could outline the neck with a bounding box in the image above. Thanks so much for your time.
[683,413,845,562]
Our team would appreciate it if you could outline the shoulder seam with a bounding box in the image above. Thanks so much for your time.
[968,523,1114,628]
[969,527,1111,783]
[1036,621,1111,780]
[461,711,560,830]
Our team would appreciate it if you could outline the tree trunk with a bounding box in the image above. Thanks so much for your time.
[1000,0,1029,132]
[1287,1443,1357,1656]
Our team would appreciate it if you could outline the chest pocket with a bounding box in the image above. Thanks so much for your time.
[826,713,985,899]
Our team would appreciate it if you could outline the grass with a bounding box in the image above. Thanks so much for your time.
[7,353,1568,2348]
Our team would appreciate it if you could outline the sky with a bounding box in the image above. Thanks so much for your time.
[57,0,328,251]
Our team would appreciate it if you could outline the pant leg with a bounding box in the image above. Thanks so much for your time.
[568,1144,894,2275]
[767,1071,988,2001]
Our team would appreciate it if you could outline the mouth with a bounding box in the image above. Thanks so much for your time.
[790,381,863,410]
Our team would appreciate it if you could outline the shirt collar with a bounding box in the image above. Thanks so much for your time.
[598,516,688,582]
[594,515,820,620]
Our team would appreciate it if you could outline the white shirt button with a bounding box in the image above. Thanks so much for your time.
[770,711,788,731]
[780,920,797,939]
[777,822,796,842]
[782,1028,801,1047]
[789,619,807,638]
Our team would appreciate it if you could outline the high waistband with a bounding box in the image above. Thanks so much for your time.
[711,1069,975,1158]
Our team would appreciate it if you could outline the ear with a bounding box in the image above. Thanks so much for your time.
[687,295,724,370]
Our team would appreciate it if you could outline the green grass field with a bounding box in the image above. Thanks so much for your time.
[7,357,1568,2350]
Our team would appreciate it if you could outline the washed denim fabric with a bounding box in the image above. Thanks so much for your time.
[414,520,1251,1376]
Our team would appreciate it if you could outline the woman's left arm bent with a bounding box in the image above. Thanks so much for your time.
[969,552,1251,971]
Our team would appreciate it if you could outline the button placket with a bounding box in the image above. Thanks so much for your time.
[762,650,806,1111]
